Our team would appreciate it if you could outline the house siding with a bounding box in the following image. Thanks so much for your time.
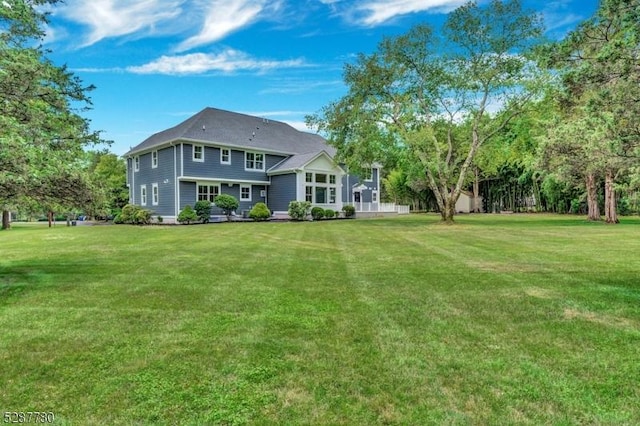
[181,144,284,182]
[268,174,297,212]
[129,148,176,216]
[179,181,196,210]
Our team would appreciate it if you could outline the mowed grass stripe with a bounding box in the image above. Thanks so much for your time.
[1,215,639,424]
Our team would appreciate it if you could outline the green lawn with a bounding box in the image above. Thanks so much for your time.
[1,214,639,424]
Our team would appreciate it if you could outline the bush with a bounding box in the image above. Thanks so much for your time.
[288,201,311,221]
[324,209,335,219]
[177,205,198,224]
[311,206,325,220]
[342,205,356,218]
[249,202,271,221]
[156,215,163,223]
[214,194,239,221]
[116,204,152,225]
[194,200,212,223]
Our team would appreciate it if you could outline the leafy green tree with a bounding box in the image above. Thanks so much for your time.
[543,0,640,223]
[87,151,128,218]
[214,194,239,222]
[309,0,545,223]
[1,0,101,229]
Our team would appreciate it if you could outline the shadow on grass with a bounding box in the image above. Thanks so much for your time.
[0,259,105,304]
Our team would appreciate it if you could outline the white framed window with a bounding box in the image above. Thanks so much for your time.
[364,168,373,181]
[193,145,204,162]
[303,171,339,204]
[372,190,378,203]
[240,185,251,201]
[245,152,264,171]
[152,183,159,205]
[198,184,220,203]
[134,156,139,172]
[151,150,158,168]
[221,148,231,165]
[140,185,147,206]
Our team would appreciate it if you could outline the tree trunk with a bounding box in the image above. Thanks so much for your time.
[604,169,619,224]
[585,172,600,221]
[48,211,53,228]
[440,197,456,223]
[472,167,480,213]
[2,210,10,230]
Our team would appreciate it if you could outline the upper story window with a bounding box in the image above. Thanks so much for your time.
[329,175,336,184]
[364,168,374,181]
[221,148,231,165]
[151,150,158,168]
[193,145,204,162]
[305,173,313,183]
[134,156,140,172]
[245,152,264,171]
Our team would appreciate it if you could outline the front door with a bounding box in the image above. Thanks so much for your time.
[353,191,361,203]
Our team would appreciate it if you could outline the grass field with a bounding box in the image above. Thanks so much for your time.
[1,214,639,424]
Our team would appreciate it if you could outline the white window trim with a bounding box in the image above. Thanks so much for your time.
[372,190,378,203]
[303,171,339,204]
[140,184,147,206]
[220,148,231,165]
[364,167,374,182]
[244,152,265,172]
[152,183,159,206]
[151,150,158,168]
[134,156,139,172]
[240,184,252,201]
[193,145,204,162]
[197,183,221,203]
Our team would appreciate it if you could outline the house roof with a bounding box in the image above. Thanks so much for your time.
[125,107,335,157]
[267,150,345,175]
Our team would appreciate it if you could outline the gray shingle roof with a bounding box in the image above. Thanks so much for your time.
[124,107,335,157]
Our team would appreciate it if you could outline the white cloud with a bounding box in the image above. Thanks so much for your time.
[175,0,280,52]
[58,0,182,47]
[352,0,466,26]
[127,49,307,75]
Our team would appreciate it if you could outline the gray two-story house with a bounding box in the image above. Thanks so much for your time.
[124,107,381,221]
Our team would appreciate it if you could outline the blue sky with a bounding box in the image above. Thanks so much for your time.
[43,0,599,156]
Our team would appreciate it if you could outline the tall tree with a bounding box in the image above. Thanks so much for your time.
[309,0,545,222]
[0,0,101,230]
[544,0,640,223]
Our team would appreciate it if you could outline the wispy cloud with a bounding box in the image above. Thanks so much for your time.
[175,0,279,52]
[58,0,182,47]
[127,49,308,75]
[541,0,589,36]
[336,0,466,26]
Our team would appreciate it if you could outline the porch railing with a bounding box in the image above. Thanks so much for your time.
[345,202,410,214]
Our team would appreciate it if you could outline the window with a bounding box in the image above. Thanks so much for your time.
[193,145,204,162]
[364,168,373,181]
[152,183,159,205]
[304,171,339,204]
[151,151,158,168]
[315,187,327,204]
[240,185,251,201]
[245,152,264,171]
[140,185,147,206]
[134,156,139,172]
[221,148,230,164]
[198,184,220,202]
[372,190,378,203]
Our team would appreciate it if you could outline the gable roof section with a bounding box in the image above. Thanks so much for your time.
[267,150,345,175]
[125,107,334,157]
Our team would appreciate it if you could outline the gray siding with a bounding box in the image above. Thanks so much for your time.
[269,174,297,211]
[179,181,196,210]
[341,168,379,203]
[130,147,176,216]
[181,144,285,182]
